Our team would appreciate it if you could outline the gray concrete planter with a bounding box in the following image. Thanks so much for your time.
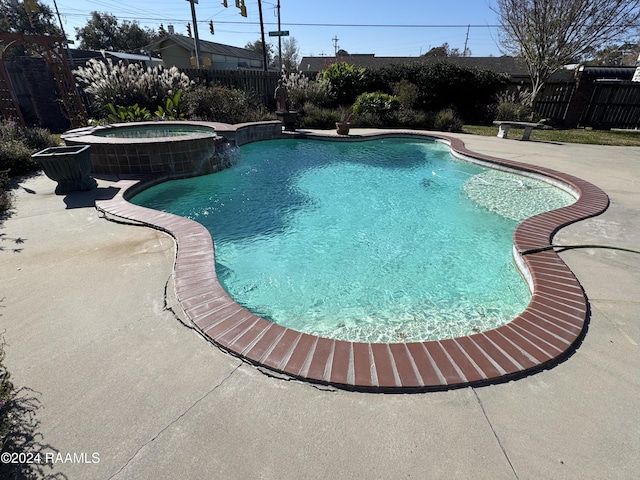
[32,145,97,194]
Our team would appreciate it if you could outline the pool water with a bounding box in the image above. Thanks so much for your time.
[132,138,575,342]
[95,124,216,138]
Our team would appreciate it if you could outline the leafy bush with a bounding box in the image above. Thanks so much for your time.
[0,140,35,175]
[0,122,57,176]
[392,80,419,109]
[105,103,152,122]
[494,88,533,121]
[0,169,11,216]
[353,92,401,118]
[369,62,509,122]
[0,336,13,452]
[297,103,340,129]
[434,108,464,132]
[74,58,192,117]
[390,109,434,129]
[318,62,369,106]
[155,90,187,120]
[183,85,268,124]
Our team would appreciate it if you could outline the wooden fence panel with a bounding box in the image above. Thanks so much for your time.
[183,68,281,106]
[581,81,640,129]
[533,81,574,122]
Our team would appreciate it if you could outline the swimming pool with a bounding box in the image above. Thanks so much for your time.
[97,130,609,391]
[132,138,575,343]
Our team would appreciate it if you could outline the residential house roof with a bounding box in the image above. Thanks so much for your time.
[69,49,163,68]
[147,34,262,62]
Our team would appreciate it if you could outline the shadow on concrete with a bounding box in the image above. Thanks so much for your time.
[0,386,68,480]
[63,186,119,210]
[0,233,26,253]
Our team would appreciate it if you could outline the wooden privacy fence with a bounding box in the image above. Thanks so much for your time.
[183,68,281,106]
[532,79,640,129]
[580,81,640,129]
[533,81,575,122]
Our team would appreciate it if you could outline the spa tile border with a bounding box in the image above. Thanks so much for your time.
[95,131,609,392]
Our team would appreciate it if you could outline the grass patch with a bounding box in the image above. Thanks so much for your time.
[463,125,640,146]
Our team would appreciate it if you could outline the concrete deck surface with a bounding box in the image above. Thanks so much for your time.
[0,131,638,479]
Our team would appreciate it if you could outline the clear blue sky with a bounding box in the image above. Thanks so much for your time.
[44,0,503,57]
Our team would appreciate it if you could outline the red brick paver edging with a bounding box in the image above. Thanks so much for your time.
[95,132,609,392]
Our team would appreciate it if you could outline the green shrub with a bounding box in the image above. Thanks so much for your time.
[352,92,401,118]
[494,88,533,121]
[353,111,384,128]
[183,85,267,124]
[392,80,419,109]
[0,336,14,453]
[390,108,434,129]
[0,122,58,177]
[318,62,369,106]
[105,103,152,123]
[21,127,58,151]
[0,140,39,176]
[297,103,340,129]
[0,169,11,216]
[155,90,187,120]
[495,102,531,121]
[370,61,508,122]
[434,108,464,132]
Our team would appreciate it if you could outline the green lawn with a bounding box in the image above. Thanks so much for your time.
[463,125,640,146]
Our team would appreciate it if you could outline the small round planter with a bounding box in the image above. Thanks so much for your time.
[32,145,97,195]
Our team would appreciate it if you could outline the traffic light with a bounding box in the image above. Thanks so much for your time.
[186,23,192,37]
[209,21,214,34]
[239,0,247,17]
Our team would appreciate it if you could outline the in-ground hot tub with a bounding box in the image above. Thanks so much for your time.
[61,121,234,177]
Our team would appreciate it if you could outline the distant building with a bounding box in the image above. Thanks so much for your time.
[68,49,163,68]
[299,53,529,77]
[146,34,264,70]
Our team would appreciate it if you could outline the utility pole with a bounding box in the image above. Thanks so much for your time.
[277,0,282,74]
[463,25,470,57]
[257,0,269,105]
[186,0,202,67]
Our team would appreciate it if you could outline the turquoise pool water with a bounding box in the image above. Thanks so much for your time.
[132,138,575,342]
[95,124,216,138]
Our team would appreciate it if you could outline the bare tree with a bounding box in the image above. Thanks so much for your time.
[494,0,640,102]
[281,37,300,71]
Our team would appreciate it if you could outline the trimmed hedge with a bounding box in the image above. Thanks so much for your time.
[368,61,509,123]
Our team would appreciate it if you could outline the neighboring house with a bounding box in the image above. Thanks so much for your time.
[299,54,530,77]
[68,49,163,68]
[146,34,263,70]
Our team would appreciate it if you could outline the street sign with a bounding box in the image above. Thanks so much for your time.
[268,30,289,37]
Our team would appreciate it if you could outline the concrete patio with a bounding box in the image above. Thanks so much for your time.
[0,131,638,479]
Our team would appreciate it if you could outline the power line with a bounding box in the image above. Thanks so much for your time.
[55,12,503,29]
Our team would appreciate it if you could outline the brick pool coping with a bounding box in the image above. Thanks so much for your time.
[95,131,609,392]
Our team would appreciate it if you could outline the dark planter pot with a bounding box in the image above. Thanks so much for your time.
[32,145,97,195]
[276,110,298,132]
[336,122,351,135]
